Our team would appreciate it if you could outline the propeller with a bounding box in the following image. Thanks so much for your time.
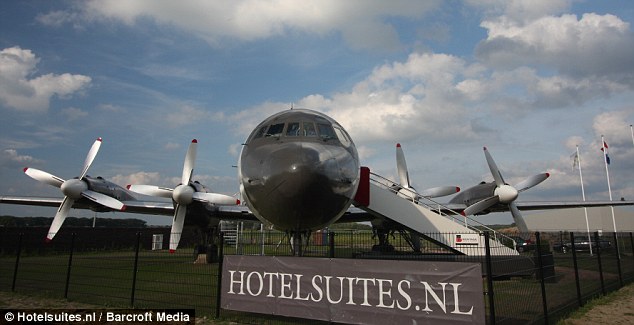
[23,137,126,241]
[127,139,239,253]
[395,143,460,200]
[462,147,549,237]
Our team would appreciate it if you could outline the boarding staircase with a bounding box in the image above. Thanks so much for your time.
[354,171,518,256]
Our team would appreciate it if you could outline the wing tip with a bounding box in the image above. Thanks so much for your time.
[169,249,176,254]
[23,167,29,173]
[97,137,102,142]
[396,143,401,148]
[192,139,198,143]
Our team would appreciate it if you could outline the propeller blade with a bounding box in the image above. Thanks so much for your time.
[419,186,461,198]
[47,196,74,240]
[24,168,65,188]
[80,137,102,179]
[81,190,126,211]
[169,204,187,253]
[515,173,550,193]
[193,192,240,205]
[126,185,173,198]
[510,202,530,238]
[462,195,500,216]
[483,147,505,186]
[181,139,198,185]
[396,143,410,188]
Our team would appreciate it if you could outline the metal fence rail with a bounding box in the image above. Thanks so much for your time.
[1,226,633,324]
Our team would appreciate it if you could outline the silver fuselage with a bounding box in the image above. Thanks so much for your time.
[238,109,360,232]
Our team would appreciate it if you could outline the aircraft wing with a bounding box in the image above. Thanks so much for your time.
[437,200,634,215]
[213,200,634,224]
[1,196,65,208]
[514,200,634,211]
[0,195,371,224]
[214,204,259,221]
[0,195,175,216]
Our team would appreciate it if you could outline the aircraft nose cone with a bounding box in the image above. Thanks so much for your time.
[241,141,358,231]
[496,184,518,203]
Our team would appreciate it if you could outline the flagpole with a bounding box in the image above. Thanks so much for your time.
[601,135,617,234]
[631,124,633,147]
[575,145,593,255]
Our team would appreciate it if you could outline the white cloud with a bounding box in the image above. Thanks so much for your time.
[564,136,585,151]
[59,0,440,50]
[0,149,42,169]
[477,13,634,83]
[111,171,161,187]
[592,111,634,144]
[0,47,92,112]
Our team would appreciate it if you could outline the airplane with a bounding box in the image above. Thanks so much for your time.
[1,137,240,250]
[390,144,634,239]
[449,146,549,235]
[2,108,633,255]
[126,139,240,252]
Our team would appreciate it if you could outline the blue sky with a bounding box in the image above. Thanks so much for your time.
[1,0,633,226]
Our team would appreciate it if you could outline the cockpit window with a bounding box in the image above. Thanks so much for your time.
[253,125,268,139]
[286,122,300,136]
[303,122,317,137]
[266,123,285,137]
[333,126,351,146]
[317,123,337,140]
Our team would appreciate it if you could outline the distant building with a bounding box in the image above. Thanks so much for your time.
[524,207,634,232]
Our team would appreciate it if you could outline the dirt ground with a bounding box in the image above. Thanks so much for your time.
[1,285,633,324]
[558,282,634,325]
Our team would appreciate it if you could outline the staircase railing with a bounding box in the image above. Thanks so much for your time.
[368,172,516,248]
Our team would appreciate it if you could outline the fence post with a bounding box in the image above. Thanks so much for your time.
[329,231,335,258]
[535,232,549,325]
[483,232,495,325]
[570,232,582,307]
[130,232,141,307]
[215,232,225,319]
[630,233,634,267]
[11,233,23,292]
[64,232,76,299]
[613,232,623,288]
[594,231,605,295]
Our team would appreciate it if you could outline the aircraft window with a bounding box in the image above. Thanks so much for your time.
[317,123,338,140]
[286,122,300,136]
[333,126,350,146]
[253,125,268,139]
[303,122,317,137]
[266,123,285,137]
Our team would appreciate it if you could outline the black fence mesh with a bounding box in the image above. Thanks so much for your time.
[1,226,633,324]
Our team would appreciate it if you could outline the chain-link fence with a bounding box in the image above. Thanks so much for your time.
[1,226,633,324]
